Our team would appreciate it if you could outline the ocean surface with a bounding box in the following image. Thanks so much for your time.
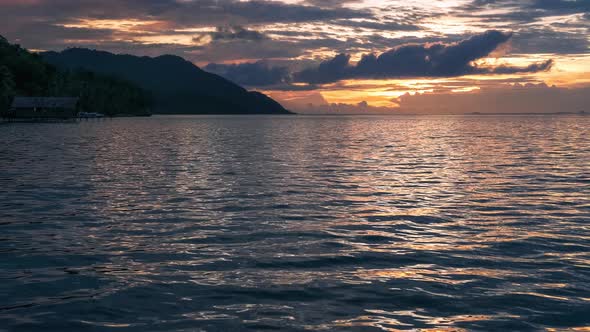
[0,115,589,331]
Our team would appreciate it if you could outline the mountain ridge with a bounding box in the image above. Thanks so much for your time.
[42,48,293,115]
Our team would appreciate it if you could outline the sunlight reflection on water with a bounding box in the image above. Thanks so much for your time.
[1,115,589,331]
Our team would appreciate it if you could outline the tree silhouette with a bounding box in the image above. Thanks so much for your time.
[0,35,152,116]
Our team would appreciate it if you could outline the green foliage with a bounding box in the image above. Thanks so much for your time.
[0,65,15,113]
[0,35,151,116]
[47,69,152,116]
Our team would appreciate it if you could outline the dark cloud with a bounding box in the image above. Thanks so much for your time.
[305,0,361,8]
[456,0,590,55]
[303,0,359,8]
[462,0,590,23]
[531,0,590,14]
[490,60,554,74]
[194,26,268,44]
[0,0,370,26]
[204,61,290,86]
[0,0,378,63]
[213,26,267,41]
[160,0,371,26]
[510,29,589,54]
[191,41,302,64]
[330,19,421,31]
[295,53,351,84]
[0,0,585,84]
[294,30,553,84]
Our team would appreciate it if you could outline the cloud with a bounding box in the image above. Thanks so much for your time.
[204,61,290,86]
[395,83,590,114]
[296,101,398,114]
[330,19,421,31]
[1,0,370,26]
[294,31,554,84]
[189,39,305,64]
[194,25,269,44]
[490,60,554,74]
[211,26,268,41]
[0,0,379,63]
[0,0,586,94]
[462,0,590,23]
[295,53,351,84]
[279,83,590,114]
[510,29,590,55]
[531,0,590,14]
[303,0,359,8]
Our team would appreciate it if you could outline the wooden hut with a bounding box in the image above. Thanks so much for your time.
[4,97,79,120]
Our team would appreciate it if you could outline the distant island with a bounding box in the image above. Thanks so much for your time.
[0,35,292,116]
[43,49,292,115]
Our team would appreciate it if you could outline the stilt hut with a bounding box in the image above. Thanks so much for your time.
[4,97,79,120]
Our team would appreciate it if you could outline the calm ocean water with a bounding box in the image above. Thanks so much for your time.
[0,115,589,331]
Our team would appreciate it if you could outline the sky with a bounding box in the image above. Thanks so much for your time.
[1,0,589,113]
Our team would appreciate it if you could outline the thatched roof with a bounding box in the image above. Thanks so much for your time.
[11,97,79,109]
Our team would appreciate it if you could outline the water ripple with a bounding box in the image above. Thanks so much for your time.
[1,115,589,331]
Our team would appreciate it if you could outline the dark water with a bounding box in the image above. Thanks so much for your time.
[1,115,589,331]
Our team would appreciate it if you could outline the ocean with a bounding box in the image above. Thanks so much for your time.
[1,115,589,331]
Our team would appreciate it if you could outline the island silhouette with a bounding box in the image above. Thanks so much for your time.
[1,35,292,117]
[43,48,292,115]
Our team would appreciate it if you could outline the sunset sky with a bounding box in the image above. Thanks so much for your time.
[1,0,589,113]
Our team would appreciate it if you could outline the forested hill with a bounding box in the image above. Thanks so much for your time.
[0,35,151,116]
[43,49,293,115]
